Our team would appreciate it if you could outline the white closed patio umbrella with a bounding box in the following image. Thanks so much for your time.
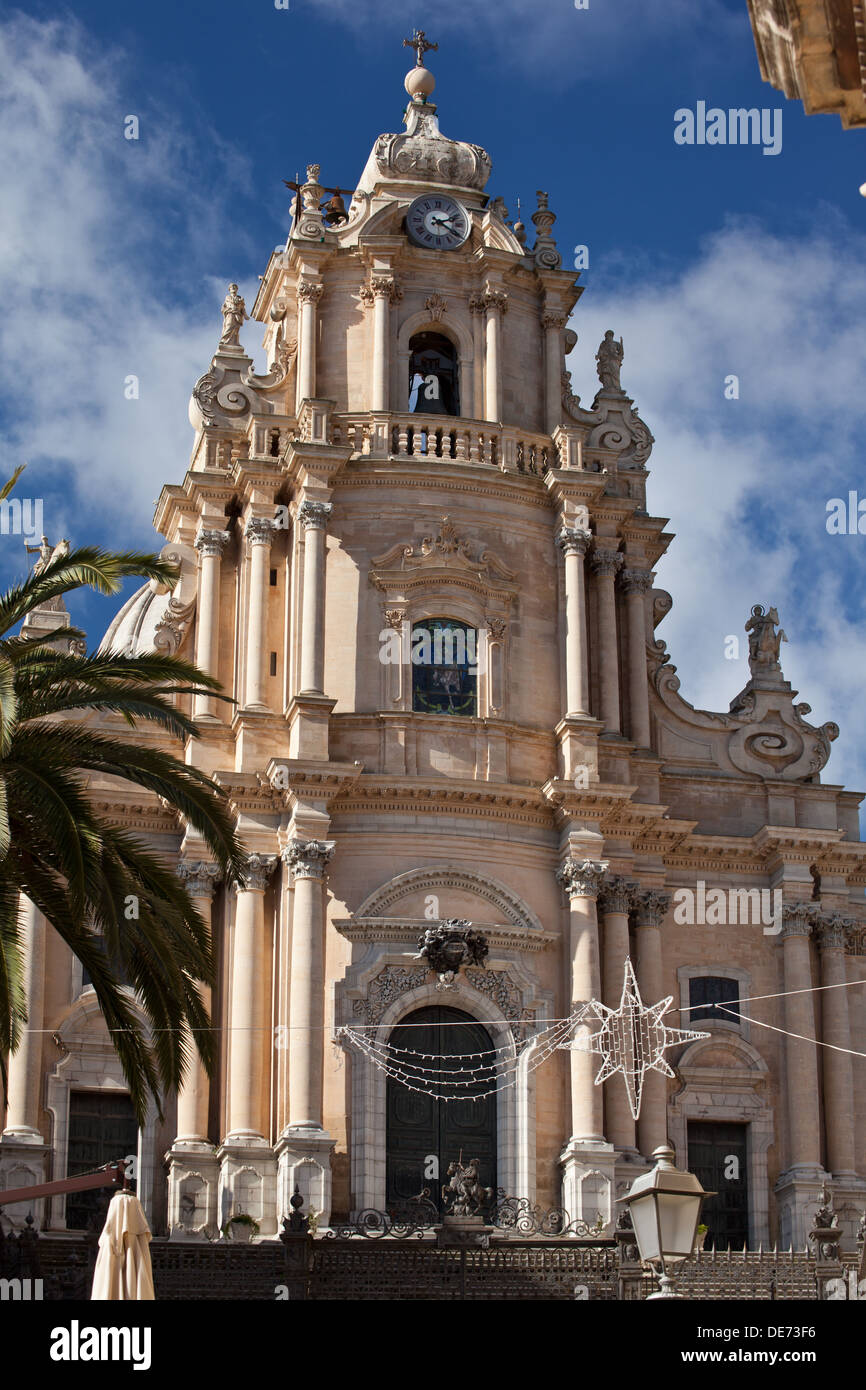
[91,1190,155,1301]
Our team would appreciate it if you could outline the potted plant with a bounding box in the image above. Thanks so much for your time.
[694,1223,709,1252]
[221,1213,260,1244]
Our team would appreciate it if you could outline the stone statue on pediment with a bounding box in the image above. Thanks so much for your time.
[219,283,248,348]
[745,604,787,676]
[596,330,624,392]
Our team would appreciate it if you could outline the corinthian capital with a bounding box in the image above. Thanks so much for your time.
[620,567,653,596]
[590,547,623,578]
[483,287,508,315]
[557,527,591,558]
[818,913,852,952]
[245,516,275,547]
[195,526,231,558]
[599,875,638,916]
[370,274,402,303]
[781,902,818,939]
[282,838,336,881]
[298,500,332,531]
[236,854,277,893]
[557,859,608,900]
[541,312,567,331]
[635,889,671,929]
[176,860,222,899]
[297,280,323,304]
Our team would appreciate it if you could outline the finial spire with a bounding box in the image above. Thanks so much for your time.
[403,28,438,67]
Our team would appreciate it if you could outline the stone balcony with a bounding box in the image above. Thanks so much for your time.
[329,410,564,476]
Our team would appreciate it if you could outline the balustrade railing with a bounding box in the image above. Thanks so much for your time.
[331,412,556,476]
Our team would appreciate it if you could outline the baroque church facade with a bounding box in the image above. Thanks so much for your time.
[2,38,864,1252]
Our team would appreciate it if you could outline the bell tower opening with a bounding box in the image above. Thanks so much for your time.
[408,331,460,416]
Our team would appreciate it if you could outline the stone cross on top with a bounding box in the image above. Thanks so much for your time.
[403,29,438,66]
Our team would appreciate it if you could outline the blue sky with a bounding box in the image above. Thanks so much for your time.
[1,1,865,812]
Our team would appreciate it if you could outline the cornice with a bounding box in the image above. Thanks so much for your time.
[266,758,364,808]
[329,775,551,828]
[335,464,554,511]
[211,770,282,817]
[90,797,180,836]
[332,915,556,952]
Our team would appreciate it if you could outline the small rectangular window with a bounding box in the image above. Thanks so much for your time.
[689,976,740,1024]
[269,652,277,677]
[269,568,277,586]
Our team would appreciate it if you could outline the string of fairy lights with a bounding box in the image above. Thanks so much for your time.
[23,968,866,1119]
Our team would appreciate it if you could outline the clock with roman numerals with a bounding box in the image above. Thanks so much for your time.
[405,194,470,251]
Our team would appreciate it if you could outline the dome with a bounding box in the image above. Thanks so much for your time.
[99,582,166,656]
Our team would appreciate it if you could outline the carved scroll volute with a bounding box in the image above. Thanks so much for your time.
[150,541,198,655]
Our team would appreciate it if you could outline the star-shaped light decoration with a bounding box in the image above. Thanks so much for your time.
[565,958,709,1120]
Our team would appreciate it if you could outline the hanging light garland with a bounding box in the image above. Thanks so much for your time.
[338,959,711,1117]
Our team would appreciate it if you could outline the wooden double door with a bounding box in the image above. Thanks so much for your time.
[688,1120,749,1250]
[386,1006,497,1212]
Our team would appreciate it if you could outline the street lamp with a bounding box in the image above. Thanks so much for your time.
[619,1144,715,1300]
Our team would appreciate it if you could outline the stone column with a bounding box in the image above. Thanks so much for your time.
[166,861,222,1238]
[773,903,826,1247]
[243,516,275,710]
[634,890,671,1157]
[600,876,638,1155]
[781,905,822,1170]
[173,863,222,1144]
[225,855,276,1141]
[2,895,46,1141]
[296,280,322,409]
[590,547,623,734]
[483,288,507,423]
[557,527,591,717]
[818,915,856,1177]
[542,311,566,436]
[557,860,606,1142]
[276,839,337,1225]
[297,500,332,696]
[0,894,51,1229]
[193,527,230,720]
[370,275,398,412]
[620,567,653,750]
[469,294,486,419]
[556,858,616,1226]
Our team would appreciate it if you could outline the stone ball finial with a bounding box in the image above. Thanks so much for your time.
[405,66,436,99]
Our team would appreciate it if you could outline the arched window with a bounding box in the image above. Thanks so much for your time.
[408,331,459,416]
[411,618,477,716]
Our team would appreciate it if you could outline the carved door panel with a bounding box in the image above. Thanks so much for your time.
[386,1006,497,1212]
[66,1089,139,1231]
[687,1120,749,1250]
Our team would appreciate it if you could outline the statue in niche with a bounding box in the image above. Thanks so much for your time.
[596,329,624,392]
[219,283,248,348]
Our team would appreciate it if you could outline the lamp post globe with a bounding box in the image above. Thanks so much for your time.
[619,1145,715,1300]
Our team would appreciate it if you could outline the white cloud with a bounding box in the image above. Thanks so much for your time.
[568,216,866,805]
[0,13,258,563]
[305,0,742,77]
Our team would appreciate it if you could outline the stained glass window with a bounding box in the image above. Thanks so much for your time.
[411,618,477,716]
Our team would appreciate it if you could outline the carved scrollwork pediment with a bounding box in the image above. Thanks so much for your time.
[652,617,839,781]
[150,541,197,656]
[561,379,654,470]
[374,116,491,191]
[190,344,292,432]
[369,516,517,604]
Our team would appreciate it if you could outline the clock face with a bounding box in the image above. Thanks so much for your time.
[405,195,470,251]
